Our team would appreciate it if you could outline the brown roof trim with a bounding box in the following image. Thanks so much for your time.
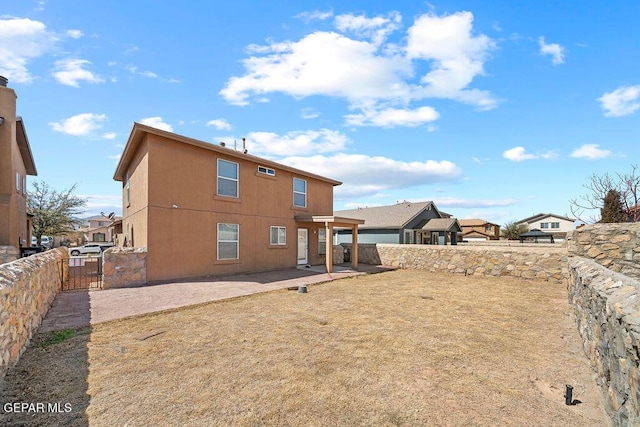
[16,117,37,175]
[113,123,342,186]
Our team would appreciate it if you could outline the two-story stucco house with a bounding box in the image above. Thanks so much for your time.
[113,123,363,282]
[516,213,575,241]
[0,76,37,262]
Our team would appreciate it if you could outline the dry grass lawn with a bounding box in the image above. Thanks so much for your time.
[1,270,607,426]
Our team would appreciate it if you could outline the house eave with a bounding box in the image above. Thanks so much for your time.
[114,123,343,186]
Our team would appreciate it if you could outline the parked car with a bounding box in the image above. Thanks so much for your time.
[31,236,52,249]
[69,243,113,256]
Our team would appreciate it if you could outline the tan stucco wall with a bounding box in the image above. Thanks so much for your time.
[120,137,149,248]
[0,85,28,248]
[127,133,336,282]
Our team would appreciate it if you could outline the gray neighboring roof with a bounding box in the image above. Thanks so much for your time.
[420,218,462,232]
[516,213,575,224]
[334,201,438,229]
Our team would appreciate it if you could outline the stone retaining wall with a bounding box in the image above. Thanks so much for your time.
[102,247,147,289]
[0,246,19,265]
[341,243,567,283]
[568,257,640,426]
[0,248,67,380]
[567,223,640,279]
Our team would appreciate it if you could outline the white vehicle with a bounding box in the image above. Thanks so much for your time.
[70,243,112,256]
[31,236,52,249]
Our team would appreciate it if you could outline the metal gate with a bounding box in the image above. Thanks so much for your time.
[59,256,103,291]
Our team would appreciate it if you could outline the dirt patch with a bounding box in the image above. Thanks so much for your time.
[1,270,608,426]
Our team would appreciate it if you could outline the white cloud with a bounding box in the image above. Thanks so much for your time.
[598,85,640,117]
[0,17,58,83]
[246,129,349,157]
[103,132,117,140]
[126,64,158,78]
[433,197,517,208]
[295,10,333,22]
[53,58,104,87]
[503,146,539,162]
[66,29,83,39]
[49,113,107,136]
[280,153,461,198]
[406,11,497,109]
[344,106,439,127]
[301,108,319,119]
[571,143,611,160]
[206,119,232,131]
[335,11,401,45]
[80,194,122,216]
[140,116,173,132]
[220,10,497,121]
[538,37,565,65]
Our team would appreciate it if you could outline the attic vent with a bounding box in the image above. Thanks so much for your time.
[258,166,275,176]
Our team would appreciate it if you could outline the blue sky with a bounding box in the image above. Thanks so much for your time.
[2,0,638,224]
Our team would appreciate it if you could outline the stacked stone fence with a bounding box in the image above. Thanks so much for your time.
[566,223,640,425]
[102,247,147,289]
[568,257,640,425]
[567,223,640,279]
[0,248,67,380]
[341,243,567,283]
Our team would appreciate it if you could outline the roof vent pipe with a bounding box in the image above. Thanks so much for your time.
[0,76,7,87]
[242,137,247,154]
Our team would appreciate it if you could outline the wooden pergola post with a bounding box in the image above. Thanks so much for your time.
[325,223,333,273]
[351,224,358,270]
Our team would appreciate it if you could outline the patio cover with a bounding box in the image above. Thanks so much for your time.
[519,228,555,243]
[295,215,365,273]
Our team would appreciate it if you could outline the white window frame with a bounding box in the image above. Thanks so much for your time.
[540,222,549,229]
[270,226,286,245]
[293,177,307,208]
[125,171,131,206]
[22,175,26,195]
[16,172,21,192]
[217,223,239,260]
[217,159,239,198]
[551,222,560,229]
[258,166,276,176]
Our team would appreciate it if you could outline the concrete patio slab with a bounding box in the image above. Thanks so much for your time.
[38,264,393,333]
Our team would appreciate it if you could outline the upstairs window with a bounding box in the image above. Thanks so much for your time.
[16,172,21,192]
[540,222,549,229]
[270,226,286,245]
[293,178,307,208]
[551,222,560,229]
[22,175,26,195]
[258,166,276,176]
[125,171,131,206]
[218,159,239,198]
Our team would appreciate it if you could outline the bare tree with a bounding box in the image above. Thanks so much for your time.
[27,180,87,246]
[570,164,640,223]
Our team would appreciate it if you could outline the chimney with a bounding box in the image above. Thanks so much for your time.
[0,76,7,87]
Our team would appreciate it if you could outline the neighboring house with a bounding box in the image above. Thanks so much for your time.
[0,76,37,256]
[458,219,501,241]
[625,205,640,222]
[78,214,121,243]
[516,213,575,241]
[113,123,363,282]
[334,201,461,245]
